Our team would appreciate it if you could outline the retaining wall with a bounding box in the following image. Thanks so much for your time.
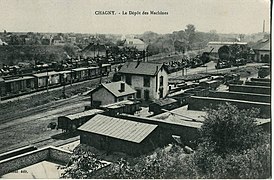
[229,84,271,95]
[188,96,270,118]
[245,81,271,87]
[250,78,271,82]
[208,91,270,103]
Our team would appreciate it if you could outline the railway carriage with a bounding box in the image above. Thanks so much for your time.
[33,71,60,88]
[72,67,90,82]
[59,70,72,85]
[101,64,111,75]
[3,76,35,95]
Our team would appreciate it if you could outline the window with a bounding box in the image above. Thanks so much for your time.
[118,97,124,101]
[143,76,150,87]
[125,75,132,85]
[160,76,164,86]
[136,89,141,98]
[127,95,133,100]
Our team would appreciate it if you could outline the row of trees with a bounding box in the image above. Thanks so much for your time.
[141,24,219,55]
[60,103,270,179]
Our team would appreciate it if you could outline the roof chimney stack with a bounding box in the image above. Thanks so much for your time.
[120,82,125,92]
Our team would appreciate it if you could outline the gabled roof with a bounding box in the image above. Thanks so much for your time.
[125,38,145,45]
[78,114,158,143]
[119,62,165,76]
[93,81,136,98]
[252,39,270,51]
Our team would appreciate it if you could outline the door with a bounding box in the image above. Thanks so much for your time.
[144,90,149,101]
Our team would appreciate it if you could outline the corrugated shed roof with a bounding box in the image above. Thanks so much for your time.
[72,67,89,71]
[152,98,177,106]
[101,81,136,97]
[252,39,270,51]
[78,114,158,143]
[119,62,164,76]
[100,100,136,108]
[64,109,104,121]
[102,64,111,67]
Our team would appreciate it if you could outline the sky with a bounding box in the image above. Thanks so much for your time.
[0,0,271,35]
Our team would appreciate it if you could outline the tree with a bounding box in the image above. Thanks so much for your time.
[192,103,271,178]
[60,148,108,179]
[185,24,196,49]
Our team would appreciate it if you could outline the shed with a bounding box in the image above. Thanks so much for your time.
[78,114,159,156]
[149,98,178,115]
[58,109,104,131]
[99,99,141,116]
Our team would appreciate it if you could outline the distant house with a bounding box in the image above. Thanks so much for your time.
[119,62,168,101]
[52,36,65,45]
[78,114,159,156]
[0,38,8,46]
[205,41,248,58]
[91,81,136,107]
[124,38,147,51]
[81,43,107,57]
[68,36,76,44]
[252,39,270,63]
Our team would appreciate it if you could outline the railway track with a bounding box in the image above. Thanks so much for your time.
[0,95,88,124]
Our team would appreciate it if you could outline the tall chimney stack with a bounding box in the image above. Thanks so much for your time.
[263,20,265,33]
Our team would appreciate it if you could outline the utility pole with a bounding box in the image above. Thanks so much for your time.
[46,68,49,93]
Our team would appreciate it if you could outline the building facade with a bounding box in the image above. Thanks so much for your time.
[252,39,270,63]
[119,62,168,101]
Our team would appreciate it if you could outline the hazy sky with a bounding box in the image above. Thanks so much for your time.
[0,0,271,34]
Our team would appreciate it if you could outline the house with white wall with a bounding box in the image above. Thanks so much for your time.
[118,62,168,101]
[91,81,136,107]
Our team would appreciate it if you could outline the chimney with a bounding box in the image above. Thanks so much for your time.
[263,20,265,33]
[120,82,125,92]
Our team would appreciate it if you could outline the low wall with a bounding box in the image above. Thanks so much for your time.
[208,91,270,103]
[188,96,271,118]
[49,147,72,164]
[245,81,271,87]
[0,146,71,176]
[0,148,49,176]
[229,84,271,95]
[251,78,271,82]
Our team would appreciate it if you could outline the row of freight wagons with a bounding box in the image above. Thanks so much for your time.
[0,64,111,98]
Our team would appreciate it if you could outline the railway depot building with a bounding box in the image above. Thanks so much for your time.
[78,114,160,156]
[91,81,136,107]
[252,39,270,63]
[119,62,168,101]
